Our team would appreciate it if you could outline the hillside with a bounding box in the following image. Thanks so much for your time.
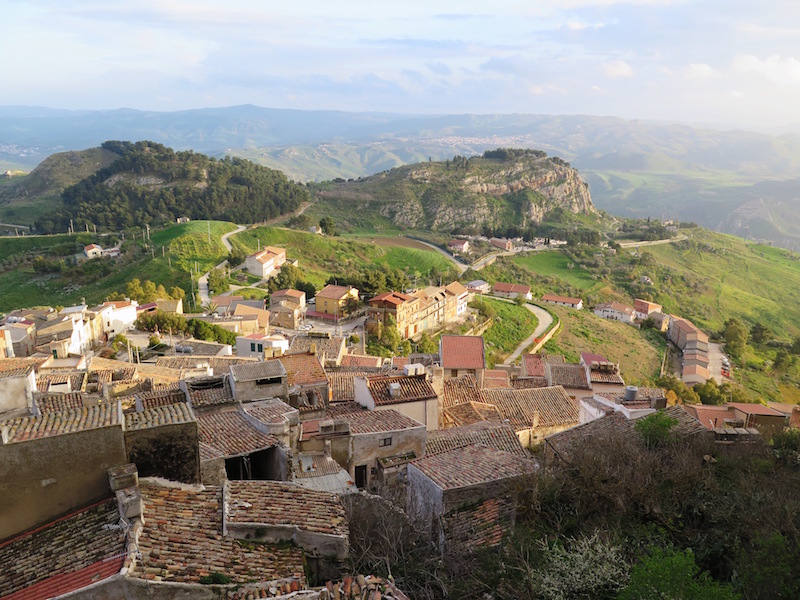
[33,140,309,233]
[313,149,599,234]
[6,106,800,247]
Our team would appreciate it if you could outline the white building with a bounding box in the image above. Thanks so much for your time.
[236,332,289,358]
[245,246,286,278]
[593,302,636,324]
[101,300,139,335]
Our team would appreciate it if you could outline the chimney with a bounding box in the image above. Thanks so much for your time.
[116,486,143,519]
[531,410,540,430]
[624,386,639,402]
[107,463,138,492]
[389,382,402,398]
[309,342,317,355]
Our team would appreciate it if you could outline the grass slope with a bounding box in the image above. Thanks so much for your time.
[229,227,455,287]
[480,298,538,367]
[543,305,666,384]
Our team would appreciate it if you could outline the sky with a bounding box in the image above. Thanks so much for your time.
[3,0,800,129]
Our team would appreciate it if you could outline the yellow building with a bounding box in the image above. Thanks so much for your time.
[314,285,359,318]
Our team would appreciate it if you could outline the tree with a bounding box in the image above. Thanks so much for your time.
[207,267,229,295]
[319,216,336,236]
[635,411,679,448]
[750,322,771,345]
[773,348,794,373]
[618,547,740,600]
[417,332,438,354]
[694,379,726,405]
[723,318,748,360]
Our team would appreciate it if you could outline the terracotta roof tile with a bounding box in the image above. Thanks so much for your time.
[312,403,424,435]
[133,482,305,585]
[186,376,234,407]
[34,392,85,414]
[125,402,196,431]
[341,354,383,368]
[138,388,188,410]
[365,374,437,406]
[728,402,786,417]
[412,444,532,490]
[243,398,298,425]
[226,481,347,536]
[548,364,591,390]
[442,375,484,408]
[316,284,355,300]
[230,360,287,382]
[521,354,545,377]
[288,336,345,362]
[481,386,579,431]
[427,422,528,457]
[443,402,504,427]
[268,353,328,387]
[197,409,280,458]
[0,499,125,599]
[156,356,258,374]
[483,369,511,389]
[36,371,86,392]
[4,403,120,443]
[512,377,548,389]
[541,294,582,305]
[493,282,531,295]
[440,335,485,370]
[328,371,370,402]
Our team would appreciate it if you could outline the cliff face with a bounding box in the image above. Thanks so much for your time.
[321,153,597,231]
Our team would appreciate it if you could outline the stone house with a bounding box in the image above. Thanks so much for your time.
[633,298,662,321]
[84,243,103,258]
[289,333,346,367]
[299,403,426,490]
[448,239,470,253]
[268,352,330,416]
[229,360,289,402]
[407,444,533,552]
[490,237,513,251]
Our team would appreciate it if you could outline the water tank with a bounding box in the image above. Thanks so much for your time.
[624,386,639,401]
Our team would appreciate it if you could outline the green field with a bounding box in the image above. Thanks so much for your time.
[512,251,601,291]
[229,226,456,288]
[480,298,539,367]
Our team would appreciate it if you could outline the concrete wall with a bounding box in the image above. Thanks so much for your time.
[125,422,200,484]
[233,379,288,403]
[0,369,35,415]
[0,425,127,539]
[350,427,426,489]
[224,521,348,560]
[376,400,437,431]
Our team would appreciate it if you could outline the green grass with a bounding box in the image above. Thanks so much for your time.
[512,251,601,291]
[229,226,456,288]
[480,298,538,367]
[543,305,666,384]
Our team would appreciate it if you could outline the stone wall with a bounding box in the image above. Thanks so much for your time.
[0,425,127,539]
[125,422,200,483]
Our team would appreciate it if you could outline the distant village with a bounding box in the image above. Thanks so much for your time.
[1,241,795,600]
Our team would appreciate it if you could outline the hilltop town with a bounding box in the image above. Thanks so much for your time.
[2,229,798,599]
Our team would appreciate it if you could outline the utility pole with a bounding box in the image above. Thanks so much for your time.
[69,219,73,234]
[146,224,150,240]
[207,221,211,245]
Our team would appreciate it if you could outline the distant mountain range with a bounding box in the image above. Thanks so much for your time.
[4,105,800,248]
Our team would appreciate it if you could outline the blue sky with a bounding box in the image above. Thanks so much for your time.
[3,0,800,129]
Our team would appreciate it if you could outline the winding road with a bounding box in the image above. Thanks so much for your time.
[503,303,555,365]
[197,224,246,306]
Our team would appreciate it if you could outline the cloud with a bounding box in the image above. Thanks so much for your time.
[733,54,800,85]
[565,20,606,30]
[685,63,714,79]
[602,60,633,78]
[426,62,452,75]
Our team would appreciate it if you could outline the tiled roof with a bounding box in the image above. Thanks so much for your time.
[542,294,582,305]
[125,402,196,431]
[443,375,484,408]
[230,360,287,382]
[293,453,348,479]
[548,364,591,390]
[513,377,548,389]
[580,352,608,365]
[341,354,383,368]
[595,302,635,315]
[412,444,531,490]
[426,422,528,457]
[493,282,531,294]
[0,499,125,599]
[328,371,367,402]
[444,281,468,296]
[272,288,305,299]
[316,284,355,300]
[392,356,409,369]
[544,354,565,364]
[138,388,188,410]
[34,392,85,414]
[365,374,437,406]
[156,355,257,375]
[186,376,234,407]
[288,336,345,361]
[369,291,413,306]
[249,246,284,264]
[133,482,306,585]
[728,402,786,417]
[481,386,579,431]
[197,409,280,458]
[320,403,424,434]
[483,369,511,389]
[243,398,298,425]
[683,405,736,430]
[269,353,328,386]
[443,401,504,427]
[36,371,86,392]
[588,369,625,385]
[547,406,708,459]
[4,403,120,443]
[440,335,485,370]
[0,365,33,380]
[522,354,545,377]
[226,480,347,536]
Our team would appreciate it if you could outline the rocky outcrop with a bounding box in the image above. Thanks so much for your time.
[361,154,597,231]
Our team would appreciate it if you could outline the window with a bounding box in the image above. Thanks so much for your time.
[257,344,263,352]
[250,343,256,352]
[378,437,392,447]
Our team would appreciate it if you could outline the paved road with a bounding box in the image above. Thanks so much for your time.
[503,303,555,365]
[618,235,687,249]
[197,224,245,306]
[221,224,246,251]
